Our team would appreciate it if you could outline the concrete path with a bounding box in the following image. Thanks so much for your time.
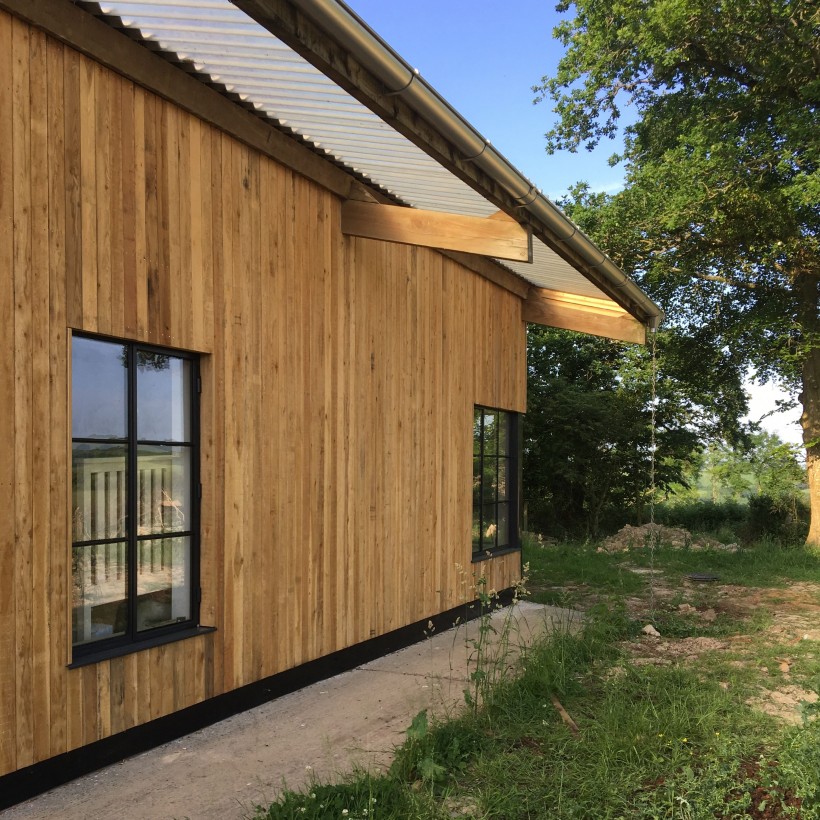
[3,602,577,820]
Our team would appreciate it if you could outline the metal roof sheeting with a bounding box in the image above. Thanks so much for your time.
[94,0,626,300]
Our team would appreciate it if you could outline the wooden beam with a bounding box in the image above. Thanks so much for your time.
[523,287,647,344]
[341,201,532,262]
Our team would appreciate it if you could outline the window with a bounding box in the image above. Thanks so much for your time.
[472,406,520,557]
[71,334,199,659]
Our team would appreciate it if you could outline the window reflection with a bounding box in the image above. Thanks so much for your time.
[71,334,197,656]
[72,443,128,541]
[137,354,191,442]
[472,406,518,556]
[71,337,127,439]
[72,544,128,645]
[137,537,191,631]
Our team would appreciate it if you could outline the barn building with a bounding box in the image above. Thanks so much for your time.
[0,0,661,804]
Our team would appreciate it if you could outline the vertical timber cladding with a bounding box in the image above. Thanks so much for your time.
[0,10,526,776]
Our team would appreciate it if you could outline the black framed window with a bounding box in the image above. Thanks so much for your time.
[472,406,520,557]
[71,334,199,659]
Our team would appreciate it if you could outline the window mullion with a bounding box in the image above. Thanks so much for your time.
[479,412,485,552]
[127,344,138,643]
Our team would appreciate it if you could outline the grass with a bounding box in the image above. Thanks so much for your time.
[523,538,646,606]
[252,539,820,820]
[630,542,820,588]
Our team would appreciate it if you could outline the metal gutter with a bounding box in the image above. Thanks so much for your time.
[291,0,663,328]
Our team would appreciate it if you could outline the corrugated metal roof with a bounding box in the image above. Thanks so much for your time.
[94,0,611,299]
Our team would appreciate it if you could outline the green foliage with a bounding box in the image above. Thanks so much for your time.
[254,773,416,819]
[747,433,808,501]
[655,498,809,546]
[523,328,806,540]
[390,711,487,787]
[536,0,819,316]
[699,442,755,502]
[697,432,807,504]
[524,539,645,606]
[534,0,820,542]
[747,493,810,543]
[525,326,705,537]
[654,499,749,535]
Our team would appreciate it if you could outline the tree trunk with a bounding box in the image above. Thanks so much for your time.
[798,272,820,548]
[802,347,820,547]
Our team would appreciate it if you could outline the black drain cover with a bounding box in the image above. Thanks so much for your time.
[686,573,720,582]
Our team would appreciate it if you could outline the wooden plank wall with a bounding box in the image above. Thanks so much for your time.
[0,11,527,776]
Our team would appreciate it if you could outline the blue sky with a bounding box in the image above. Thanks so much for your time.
[345,0,803,447]
[345,0,628,200]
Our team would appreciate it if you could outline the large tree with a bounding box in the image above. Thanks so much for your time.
[535,0,820,544]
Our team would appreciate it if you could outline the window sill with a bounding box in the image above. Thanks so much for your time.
[68,625,217,669]
[471,545,521,564]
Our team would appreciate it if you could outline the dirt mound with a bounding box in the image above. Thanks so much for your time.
[746,685,819,725]
[598,523,738,553]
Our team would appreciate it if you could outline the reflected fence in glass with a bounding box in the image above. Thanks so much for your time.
[71,445,192,642]
[72,444,128,543]
[136,536,191,632]
[72,536,191,643]
[72,543,128,646]
[137,446,191,536]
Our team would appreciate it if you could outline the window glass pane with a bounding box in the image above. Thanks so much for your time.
[498,411,510,456]
[473,410,482,457]
[481,504,497,551]
[72,544,128,645]
[137,446,191,536]
[497,502,509,548]
[72,337,127,439]
[72,443,128,542]
[137,352,191,442]
[482,458,497,503]
[472,505,481,554]
[498,457,509,502]
[482,410,498,455]
[136,536,191,631]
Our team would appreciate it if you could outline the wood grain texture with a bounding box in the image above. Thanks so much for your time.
[29,25,51,764]
[0,13,527,777]
[46,32,69,759]
[12,15,35,769]
[523,287,647,345]
[0,8,16,778]
[341,201,532,262]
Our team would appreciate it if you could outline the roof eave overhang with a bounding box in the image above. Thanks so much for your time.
[231,0,663,330]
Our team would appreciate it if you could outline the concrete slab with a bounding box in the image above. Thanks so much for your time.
[1,603,577,820]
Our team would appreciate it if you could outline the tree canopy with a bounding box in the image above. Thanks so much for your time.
[535,0,820,544]
[525,326,705,537]
[524,327,809,541]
